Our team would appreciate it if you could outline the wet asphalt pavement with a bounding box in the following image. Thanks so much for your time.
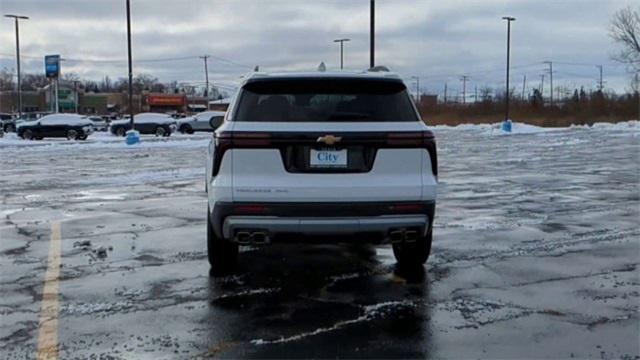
[0,127,639,359]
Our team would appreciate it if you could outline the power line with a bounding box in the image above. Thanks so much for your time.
[0,52,251,68]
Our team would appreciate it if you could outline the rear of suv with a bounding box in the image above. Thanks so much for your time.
[206,69,437,274]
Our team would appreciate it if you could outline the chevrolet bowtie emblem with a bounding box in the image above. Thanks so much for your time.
[317,135,342,145]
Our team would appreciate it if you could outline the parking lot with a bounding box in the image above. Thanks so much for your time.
[1,124,638,358]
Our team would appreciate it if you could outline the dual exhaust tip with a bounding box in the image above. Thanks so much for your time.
[234,230,270,245]
[389,228,419,243]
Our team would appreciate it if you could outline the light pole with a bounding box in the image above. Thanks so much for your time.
[4,14,29,119]
[370,0,375,68]
[125,0,134,131]
[502,16,515,123]
[333,38,350,70]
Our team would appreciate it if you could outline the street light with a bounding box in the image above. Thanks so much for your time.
[125,0,134,133]
[4,14,29,119]
[333,38,350,70]
[502,16,515,127]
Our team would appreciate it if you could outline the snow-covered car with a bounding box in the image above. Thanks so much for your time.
[17,113,94,140]
[177,111,225,134]
[205,69,438,274]
[87,116,109,131]
[109,113,177,137]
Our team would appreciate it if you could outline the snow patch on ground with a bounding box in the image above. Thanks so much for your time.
[250,300,416,345]
[0,131,211,152]
[74,167,204,186]
[61,301,134,317]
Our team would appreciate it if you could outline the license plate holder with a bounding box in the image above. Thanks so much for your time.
[310,149,348,168]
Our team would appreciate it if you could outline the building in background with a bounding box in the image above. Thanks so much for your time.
[208,97,231,111]
[146,93,186,113]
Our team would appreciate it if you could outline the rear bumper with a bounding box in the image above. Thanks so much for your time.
[210,201,435,244]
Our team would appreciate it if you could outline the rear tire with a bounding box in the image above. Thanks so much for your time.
[179,124,193,134]
[155,126,166,137]
[22,129,33,140]
[5,124,15,133]
[116,127,126,137]
[392,227,432,268]
[66,129,78,140]
[207,207,238,276]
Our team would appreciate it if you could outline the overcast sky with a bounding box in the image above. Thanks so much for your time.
[0,0,636,97]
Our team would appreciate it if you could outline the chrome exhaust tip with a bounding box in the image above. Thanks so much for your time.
[235,231,251,244]
[251,231,270,245]
[404,230,418,243]
[389,229,404,243]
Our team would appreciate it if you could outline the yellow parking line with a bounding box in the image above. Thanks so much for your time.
[36,221,61,360]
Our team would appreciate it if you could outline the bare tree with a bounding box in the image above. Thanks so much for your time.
[0,68,15,91]
[609,6,640,90]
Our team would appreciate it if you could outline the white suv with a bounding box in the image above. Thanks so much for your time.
[206,69,437,274]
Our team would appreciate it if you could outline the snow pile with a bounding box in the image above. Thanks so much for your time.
[434,120,639,135]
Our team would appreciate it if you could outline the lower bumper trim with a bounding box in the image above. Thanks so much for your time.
[222,215,429,241]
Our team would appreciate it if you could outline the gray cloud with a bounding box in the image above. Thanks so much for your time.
[0,0,636,94]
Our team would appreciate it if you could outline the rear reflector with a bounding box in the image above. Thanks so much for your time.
[233,204,267,214]
[389,203,424,213]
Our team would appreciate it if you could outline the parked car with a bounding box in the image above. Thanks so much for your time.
[87,116,109,131]
[109,113,177,137]
[3,112,51,132]
[205,69,438,274]
[0,113,13,135]
[17,113,94,140]
[177,111,225,134]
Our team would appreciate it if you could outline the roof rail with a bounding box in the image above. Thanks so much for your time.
[368,65,390,72]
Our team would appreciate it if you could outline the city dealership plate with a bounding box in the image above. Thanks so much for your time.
[310,149,347,168]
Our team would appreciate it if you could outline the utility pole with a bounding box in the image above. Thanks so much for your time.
[474,85,478,103]
[74,81,79,113]
[4,14,29,118]
[54,78,59,113]
[200,55,210,98]
[369,0,375,68]
[544,61,553,105]
[126,0,134,130]
[597,65,604,91]
[333,39,350,69]
[444,82,448,104]
[502,16,515,121]
[460,75,469,104]
[636,73,639,122]
[540,74,545,98]
[411,76,420,103]
[522,74,526,100]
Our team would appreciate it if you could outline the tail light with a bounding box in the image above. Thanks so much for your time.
[386,130,438,176]
[212,132,272,176]
[212,130,437,177]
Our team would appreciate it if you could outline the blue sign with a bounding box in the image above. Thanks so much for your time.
[45,55,60,78]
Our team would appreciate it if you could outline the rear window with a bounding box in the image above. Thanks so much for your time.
[234,78,419,122]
